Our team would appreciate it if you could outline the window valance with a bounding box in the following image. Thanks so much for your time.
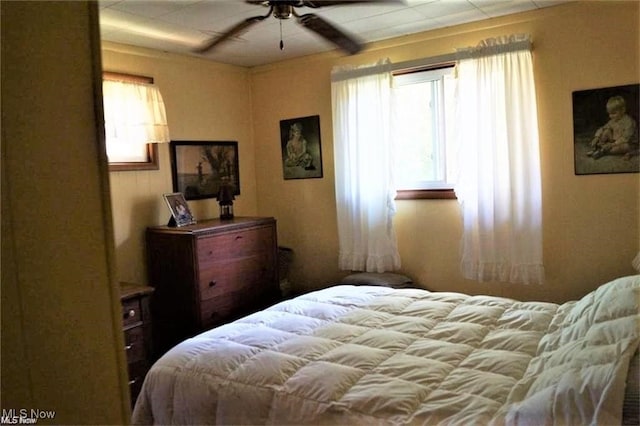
[102,78,170,147]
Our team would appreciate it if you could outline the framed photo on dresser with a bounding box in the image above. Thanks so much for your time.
[163,192,196,227]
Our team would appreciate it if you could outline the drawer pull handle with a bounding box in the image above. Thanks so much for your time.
[125,344,134,351]
[209,280,217,288]
[124,309,136,320]
[129,378,138,386]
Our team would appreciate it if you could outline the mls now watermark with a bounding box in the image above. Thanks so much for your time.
[1,409,56,424]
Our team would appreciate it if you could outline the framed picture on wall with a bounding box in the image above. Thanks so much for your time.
[163,192,196,227]
[170,141,240,200]
[573,84,639,175]
[280,115,323,180]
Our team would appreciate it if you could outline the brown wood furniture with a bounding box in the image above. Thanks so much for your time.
[146,217,280,358]
[119,282,154,407]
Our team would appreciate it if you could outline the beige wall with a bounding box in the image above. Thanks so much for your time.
[2,2,129,423]
[106,1,639,304]
[102,44,257,284]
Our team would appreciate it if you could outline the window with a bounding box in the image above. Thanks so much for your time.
[107,143,159,172]
[391,65,457,199]
[102,72,169,171]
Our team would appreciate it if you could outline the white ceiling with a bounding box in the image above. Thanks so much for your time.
[99,0,568,67]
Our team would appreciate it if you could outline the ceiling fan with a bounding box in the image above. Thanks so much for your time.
[195,0,401,56]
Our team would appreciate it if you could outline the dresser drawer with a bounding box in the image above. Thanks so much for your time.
[122,298,142,327]
[199,273,276,329]
[127,359,149,405]
[124,325,147,364]
[200,297,236,328]
[198,263,234,300]
[197,226,274,264]
[198,255,273,301]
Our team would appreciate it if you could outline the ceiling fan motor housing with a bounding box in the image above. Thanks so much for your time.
[273,4,293,19]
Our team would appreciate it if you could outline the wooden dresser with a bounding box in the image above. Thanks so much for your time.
[119,282,154,407]
[146,217,280,358]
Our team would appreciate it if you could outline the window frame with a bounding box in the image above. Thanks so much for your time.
[395,188,456,200]
[391,63,457,200]
[108,143,159,172]
[103,71,159,172]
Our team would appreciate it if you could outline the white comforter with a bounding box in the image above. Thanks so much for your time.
[132,275,639,425]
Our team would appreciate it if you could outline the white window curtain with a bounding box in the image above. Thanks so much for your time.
[331,60,401,273]
[102,79,170,160]
[454,34,544,284]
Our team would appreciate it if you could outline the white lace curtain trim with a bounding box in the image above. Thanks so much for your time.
[460,261,545,285]
[339,252,402,274]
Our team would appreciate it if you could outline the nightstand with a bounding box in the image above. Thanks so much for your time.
[119,282,154,407]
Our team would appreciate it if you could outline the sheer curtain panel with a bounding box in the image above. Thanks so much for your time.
[102,79,170,161]
[331,61,401,273]
[454,35,544,284]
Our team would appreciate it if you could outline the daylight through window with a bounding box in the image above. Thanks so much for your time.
[102,72,170,171]
[391,65,456,191]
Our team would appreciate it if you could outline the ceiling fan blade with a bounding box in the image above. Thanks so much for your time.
[301,0,404,8]
[195,13,269,54]
[297,13,362,55]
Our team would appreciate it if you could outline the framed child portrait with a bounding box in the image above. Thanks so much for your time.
[280,115,323,180]
[163,192,196,227]
[573,84,639,175]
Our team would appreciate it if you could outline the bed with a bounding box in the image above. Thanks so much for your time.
[132,274,639,425]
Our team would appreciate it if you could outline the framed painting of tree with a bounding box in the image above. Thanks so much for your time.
[170,140,240,200]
